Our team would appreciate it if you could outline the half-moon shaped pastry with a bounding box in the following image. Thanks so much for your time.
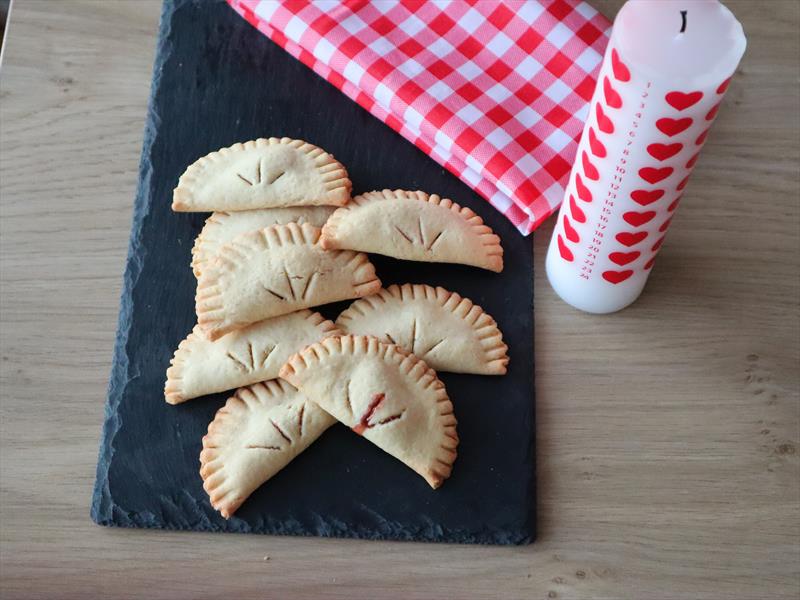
[200,379,336,519]
[279,335,458,489]
[320,189,503,272]
[336,284,508,375]
[173,137,350,212]
[191,206,335,278]
[196,222,381,340]
[165,310,340,404]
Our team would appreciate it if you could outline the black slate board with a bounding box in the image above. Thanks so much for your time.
[92,0,535,545]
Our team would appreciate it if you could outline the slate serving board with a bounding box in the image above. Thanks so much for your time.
[92,0,535,545]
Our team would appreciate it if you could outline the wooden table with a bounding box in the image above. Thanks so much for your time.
[1,1,797,598]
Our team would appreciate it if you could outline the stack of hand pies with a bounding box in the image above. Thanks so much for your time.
[166,137,509,519]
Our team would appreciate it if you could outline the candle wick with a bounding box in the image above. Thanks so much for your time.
[680,10,687,33]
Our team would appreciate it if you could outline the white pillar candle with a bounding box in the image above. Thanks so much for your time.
[546,0,746,314]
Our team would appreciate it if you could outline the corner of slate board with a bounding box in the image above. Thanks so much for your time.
[92,0,536,545]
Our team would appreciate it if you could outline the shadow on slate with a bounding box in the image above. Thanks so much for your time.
[92,0,535,545]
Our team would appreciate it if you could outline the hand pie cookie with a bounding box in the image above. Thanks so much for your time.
[196,222,381,340]
[173,137,351,212]
[200,379,336,519]
[165,310,339,404]
[191,206,336,278]
[280,335,458,488]
[336,284,508,375]
[320,189,503,272]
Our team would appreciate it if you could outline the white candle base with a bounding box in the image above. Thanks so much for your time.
[546,241,647,314]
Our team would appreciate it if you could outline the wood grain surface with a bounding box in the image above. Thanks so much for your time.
[0,1,798,598]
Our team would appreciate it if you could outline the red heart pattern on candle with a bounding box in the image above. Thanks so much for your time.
[639,167,674,184]
[609,251,640,266]
[602,270,633,284]
[717,77,732,94]
[611,48,631,82]
[596,103,615,134]
[647,142,682,161]
[623,211,656,227]
[651,236,666,252]
[603,77,623,109]
[569,194,586,223]
[582,151,599,180]
[630,189,665,206]
[563,215,580,243]
[576,173,593,202]
[557,234,574,262]
[665,90,703,111]
[588,127,607,158]
[656,117,693,137]
[560,56,731,285]
[616,231,648,247]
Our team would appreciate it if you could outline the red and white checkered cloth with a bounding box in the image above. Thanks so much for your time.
[227,0,610,234]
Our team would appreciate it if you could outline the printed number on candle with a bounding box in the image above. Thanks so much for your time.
[584,79,652,282]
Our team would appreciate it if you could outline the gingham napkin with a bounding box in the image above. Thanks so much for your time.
[227,0,610,234]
